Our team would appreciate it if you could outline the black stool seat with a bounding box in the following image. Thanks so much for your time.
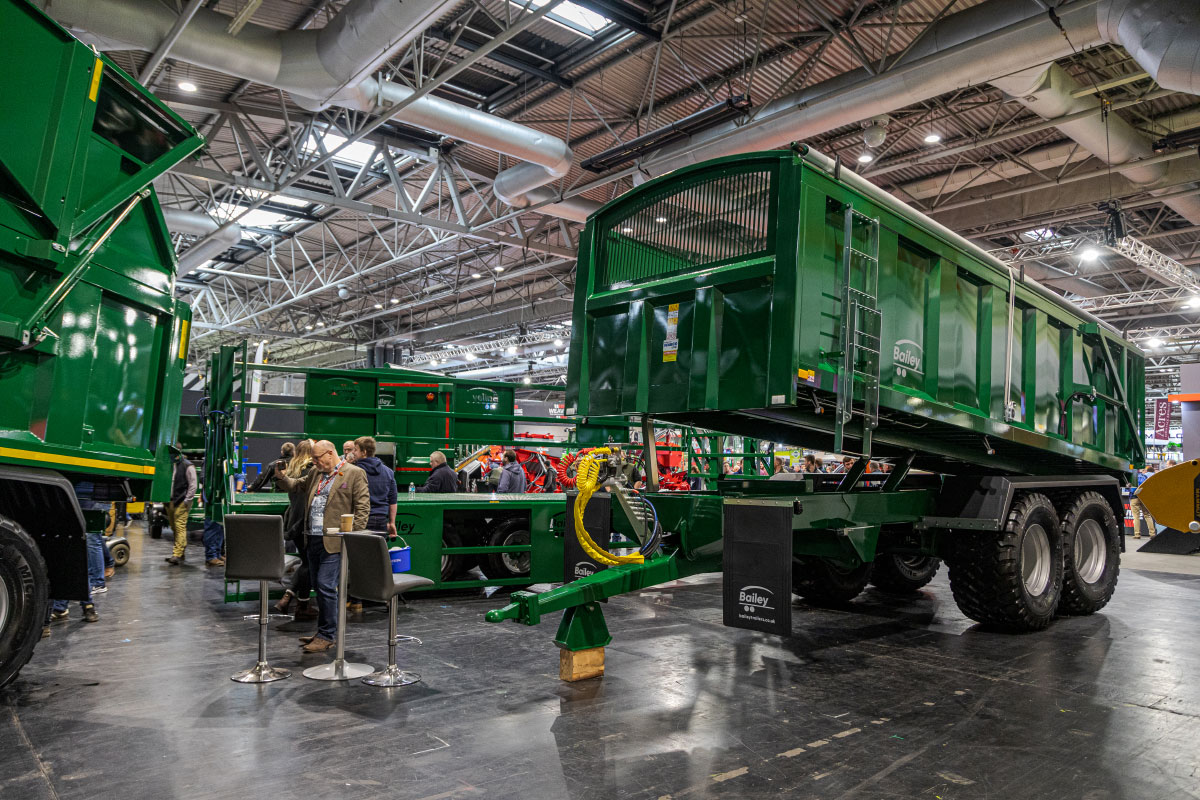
[225,514,290,684]
[341,533,433,687]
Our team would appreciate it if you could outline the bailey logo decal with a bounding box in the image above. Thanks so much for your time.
[739,585,774,614]
[574,562,597,579]
[892,339,924,378]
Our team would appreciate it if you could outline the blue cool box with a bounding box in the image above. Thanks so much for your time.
[389,546,411,573]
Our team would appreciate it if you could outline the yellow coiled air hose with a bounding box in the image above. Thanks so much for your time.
[573,448,644,566]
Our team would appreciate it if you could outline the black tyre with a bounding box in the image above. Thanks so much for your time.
[870,553,941,594]
[792,556,873,606]
[109,541,131,568]
[484,519,532,581]
[1058,492,1121,616]
[440,528,464,583]
[0,515,49,689]
[947,492,1063,631]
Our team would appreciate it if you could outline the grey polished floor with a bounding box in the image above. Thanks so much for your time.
[3,525,1199,800]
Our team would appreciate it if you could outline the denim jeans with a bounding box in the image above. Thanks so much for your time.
[87,532,105,589]
[203,520,225,561]
[307,537,341,641]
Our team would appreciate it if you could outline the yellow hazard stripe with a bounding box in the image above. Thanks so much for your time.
[0,447,155,475]
[88,58,103,102]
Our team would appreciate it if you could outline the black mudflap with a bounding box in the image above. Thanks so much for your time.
[564,492,612,582]
[722,502,792,635]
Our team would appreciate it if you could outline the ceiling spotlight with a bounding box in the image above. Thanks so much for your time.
[495,266,505,273]
[465,353,477,361]
[857,151,874,164]
[923,131,942,144]
[390,298,400,305]
[429,359,438,366]
[373,303,383,310]
[315,321,324,327]
[1080,247,1100,262]
[178,80,198,93]
[621,226,634,234]
[1146,337,1163,348]
[1184,303,1193,310]
[337,287,350,299]
[304,324,314,331]
[554,338,563,347]
[471,272,482,279]
[522,375,532,385]
[506,345,517,354]
[655,216,668,224]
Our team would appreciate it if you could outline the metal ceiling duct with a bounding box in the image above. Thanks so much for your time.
[161,208,243,275]
[990,64,1200,224]
[635,0,1105,180]
[38,0,571,209]
[1098,0,1200,96]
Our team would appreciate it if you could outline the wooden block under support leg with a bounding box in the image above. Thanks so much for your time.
[559,646,605,681]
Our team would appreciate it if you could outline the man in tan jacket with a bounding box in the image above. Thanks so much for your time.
[275,439,370,652]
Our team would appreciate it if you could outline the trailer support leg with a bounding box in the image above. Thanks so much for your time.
[555,602,611,681]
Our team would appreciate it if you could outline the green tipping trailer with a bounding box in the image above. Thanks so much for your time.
[0,0,203,686]
[489,148,1145,667]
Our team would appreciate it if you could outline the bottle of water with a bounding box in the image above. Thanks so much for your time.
[408,482,416,498]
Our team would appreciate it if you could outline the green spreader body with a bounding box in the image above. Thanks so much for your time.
[567,149,1144,478]
[0,0,202,625]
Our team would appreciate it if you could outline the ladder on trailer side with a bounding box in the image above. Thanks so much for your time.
[833,205,882,456]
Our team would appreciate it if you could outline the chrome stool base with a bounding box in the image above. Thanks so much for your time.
[232,661,291,684]
[362,665,421,687]
[303,659,373,681]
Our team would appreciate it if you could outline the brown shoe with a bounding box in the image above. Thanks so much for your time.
[165,556,183,565]
[299,634,318,645]
[273,590,295,614]
[302,637,334,653]
[206,558,226,567]
[348,602,363,613]
[104,566,115,579]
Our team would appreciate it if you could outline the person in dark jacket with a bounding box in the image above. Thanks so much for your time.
[496,450,527,493]
[165,446,197,565]
[415,451,458,493]
[271,439,317,618]
[353,436,397,535]
[247,442,294,492]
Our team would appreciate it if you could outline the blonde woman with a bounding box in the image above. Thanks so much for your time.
[273,439,317,616]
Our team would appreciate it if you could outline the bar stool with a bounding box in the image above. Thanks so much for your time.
[342,533,434,687]
[225,514,290,684]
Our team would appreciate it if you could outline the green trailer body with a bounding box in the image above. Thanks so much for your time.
[492,148,1143,658]
[0,0,202,686]
[567,149,1144,478]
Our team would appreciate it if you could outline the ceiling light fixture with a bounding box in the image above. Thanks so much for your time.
[923,131,941,144]
[304,324,314,331]
[655,216,668,224]
[621,226,634,233]
[857,150,874,164]
[465,353,477,361]
[495,266,505,273]
[373,303,383,309]
[554,338,563,347]
[471,272,482,279]
[390,298,400,305]
[506,345,517,354]
[315,321,324,327]
[522,375,532,385]
[1080,247,1100,261]
[178,80,198,93]
[1146,337,1163,348]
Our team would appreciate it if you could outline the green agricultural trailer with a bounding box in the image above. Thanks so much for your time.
[200,344,638,596]
[0,0,202,686]
[489,147,1145,671]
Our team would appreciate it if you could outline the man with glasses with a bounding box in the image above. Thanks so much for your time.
[275,439,370,652]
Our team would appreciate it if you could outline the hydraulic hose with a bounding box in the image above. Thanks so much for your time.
[573,448,644,566]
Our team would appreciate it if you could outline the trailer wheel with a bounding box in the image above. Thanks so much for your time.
[870,554,940,594]
[484,519,532,581]
[1058,492,1120,616]
[792,557,873,606]
[948,493,1063,631]
[0,515,49,689]
[108,540,131,568]
[440,529,464,583]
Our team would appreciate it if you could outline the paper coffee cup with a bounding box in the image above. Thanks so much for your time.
[340,513,354,532]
